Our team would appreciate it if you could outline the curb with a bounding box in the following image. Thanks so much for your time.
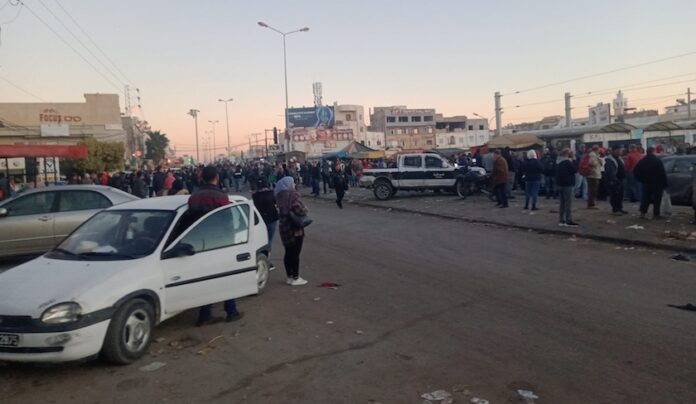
[305,192,696,254]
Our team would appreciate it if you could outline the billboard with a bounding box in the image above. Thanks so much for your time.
[287,106,335,129]
[588,103,611,126]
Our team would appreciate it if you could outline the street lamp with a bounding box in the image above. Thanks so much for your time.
[218,98,233,159]
[258,21,310,152]
[208,120,219,162]
[187,109,200,163]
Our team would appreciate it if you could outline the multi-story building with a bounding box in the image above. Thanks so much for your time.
[363,131,386,150]
[335,104,367,143]
[434,115,491,150]
[369,106,436,150]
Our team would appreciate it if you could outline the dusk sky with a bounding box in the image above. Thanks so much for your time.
[1,0,696,154]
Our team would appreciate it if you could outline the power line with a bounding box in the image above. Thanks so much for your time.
[0,73,47,101]
[53,0,133,85]
[0,0,22,25]
[37,0,125,89]
[21,0,122,92]
[505,50,696,96]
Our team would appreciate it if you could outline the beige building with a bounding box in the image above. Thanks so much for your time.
[0,93,126,146]
[370,106,437,150]
[335,104,367,143]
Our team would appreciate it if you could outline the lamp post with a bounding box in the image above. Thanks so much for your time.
[208,120,219,162]
[258,21,309,152]
[188,109,200,164]
[218,98,233,159]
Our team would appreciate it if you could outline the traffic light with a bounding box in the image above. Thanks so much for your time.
[273,127,278,144]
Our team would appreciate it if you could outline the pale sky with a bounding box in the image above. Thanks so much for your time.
[1,0,696,155]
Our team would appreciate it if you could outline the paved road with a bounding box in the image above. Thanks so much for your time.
[2,198,696,403]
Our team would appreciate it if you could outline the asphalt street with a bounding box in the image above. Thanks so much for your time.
[2,197,696,403]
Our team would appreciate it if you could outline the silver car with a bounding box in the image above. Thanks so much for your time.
[0,185,138,258]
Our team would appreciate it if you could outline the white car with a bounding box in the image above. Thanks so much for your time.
[0,195,270,364]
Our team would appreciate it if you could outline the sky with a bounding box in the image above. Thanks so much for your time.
[1,0,696,155]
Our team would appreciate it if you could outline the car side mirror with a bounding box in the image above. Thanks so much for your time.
[162,242,195,259]
[0,208,7,218]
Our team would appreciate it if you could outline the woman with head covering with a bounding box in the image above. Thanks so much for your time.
[523,149,543,210]
[253,178,279,270]
[274,176,309,286]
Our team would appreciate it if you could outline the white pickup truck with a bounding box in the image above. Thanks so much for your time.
[359,153,469,200]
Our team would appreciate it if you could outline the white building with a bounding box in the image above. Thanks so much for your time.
[335,104,367,143]
[363,131,386,150]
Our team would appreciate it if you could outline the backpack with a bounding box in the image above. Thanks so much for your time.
[578,154,591,177]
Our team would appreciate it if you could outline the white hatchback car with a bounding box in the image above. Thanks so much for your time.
[0,195,270,364]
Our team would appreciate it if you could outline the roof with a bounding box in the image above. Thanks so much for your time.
[643,121,683,131]
[486,134,544,149]
[598,123,637,133]
[108,194,250,211]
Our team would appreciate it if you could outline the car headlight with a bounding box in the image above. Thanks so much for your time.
[41,302,82,324]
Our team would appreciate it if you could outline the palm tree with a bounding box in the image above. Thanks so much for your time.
[145,130,170,164]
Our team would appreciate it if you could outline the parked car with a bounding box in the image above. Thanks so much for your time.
[359,153,468,200]
[0,195,269,364]
[0,185,138,258]
[662,155,696,206]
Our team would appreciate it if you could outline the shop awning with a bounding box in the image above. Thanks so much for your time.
[0,144,89,158]
[486,134,544,150]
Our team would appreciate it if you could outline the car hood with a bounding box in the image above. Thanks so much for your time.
[0,256,136,317]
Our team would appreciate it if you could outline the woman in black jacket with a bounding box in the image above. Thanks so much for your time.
[252,178,280,270]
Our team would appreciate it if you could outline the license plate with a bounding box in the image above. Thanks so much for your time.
[0,333,20,347]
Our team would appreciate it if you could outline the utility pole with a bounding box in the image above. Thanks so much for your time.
[218,98,233,159]
[208,120,219,162]
[264,129,270,158]
[688,88,692,120]
[494,91,502,137]
[564,92,572,127]
[188,109,200,164]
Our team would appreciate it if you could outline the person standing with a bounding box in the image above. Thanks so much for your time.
[332,165,347,209]
[585,145,603,209]
[188,166,244,326]
[321,160,331,194]
[604,146,627,215]
[275,176,309,286]
[310,161,321,196]
[556,148,579,227]
[132,171,148,198]
[491,149,509,208]
[252,178,279,271]
[163,170,175,195]
[233,165,244,192]
[523,149,542,210]
[623,145,644,202]
[502,147,516,198]
[152,166,165,196]
[633,147,668,219]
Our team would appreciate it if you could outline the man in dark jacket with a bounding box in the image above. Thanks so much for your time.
[556,148,579,227]
[633,147,668,219]
[188,166,244,326]
[604,146,627,215]
[152,166,165,196]
[131,171,148,198]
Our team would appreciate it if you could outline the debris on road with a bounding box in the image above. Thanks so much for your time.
[518,389,539,403]
[470,397,489,404]
[139,361,166,372]
[312,297,322,302]
[606,219,617,224]
[325,321,334,325]
[154,337,166,343]
[421,389,452,402]
[667,303,696,312]
[355,330,364,335]
[671,254,691,262]
[626,224,645,230]
[318,281,341,289]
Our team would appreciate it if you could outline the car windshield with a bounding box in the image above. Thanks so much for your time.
[48,210,175,261]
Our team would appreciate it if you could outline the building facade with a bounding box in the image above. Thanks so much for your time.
[434,115,491,149]
[370,106,437,150]
[334,104,367,143]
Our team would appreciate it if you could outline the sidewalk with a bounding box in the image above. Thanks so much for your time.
[301,185,696,253]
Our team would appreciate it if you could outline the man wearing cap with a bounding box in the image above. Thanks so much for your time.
[188,165,244,326]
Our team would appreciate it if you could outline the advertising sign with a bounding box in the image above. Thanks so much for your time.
[287,106,335,128]
[588,103,611,126]
[290,128,353,143]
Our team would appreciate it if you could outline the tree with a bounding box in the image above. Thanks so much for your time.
[145,130,170,165]
[61,137,125,175]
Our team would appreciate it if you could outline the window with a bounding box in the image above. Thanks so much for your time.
[402,156,422,168]
[673,159,694,173]
[427,127,433,134]
[179,205,249,253]
[424,116,433,122]
[468,125,474,130]
[360,127,364,132]
[387,116,396,123]
[479,125,485,130]
[59,191,111,212]
[398,116,409,123]
[4,192,56,216]
[395,129,403,135]
[663,159,675,172]
[425,155,443,168]
[449,136,455,145]
[346,114,352,121]
[426,139,433,146]
[413,128,419,134]
[414,140,419,147]
[411,116,421,122]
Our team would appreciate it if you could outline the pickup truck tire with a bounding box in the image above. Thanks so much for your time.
[374,181,394,200]
[455,180,468,199]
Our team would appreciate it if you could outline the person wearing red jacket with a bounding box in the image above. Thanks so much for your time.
[623,145,644,203]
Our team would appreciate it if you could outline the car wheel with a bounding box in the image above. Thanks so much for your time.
[101,298,154,365]
[256,253,270,294]
[373,181,394,200]
[455,180,467,199]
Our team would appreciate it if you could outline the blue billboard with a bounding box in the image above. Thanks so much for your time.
[287,106,335,129]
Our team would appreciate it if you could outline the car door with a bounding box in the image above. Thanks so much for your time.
[0,191,58,255]
[53,190,113,244]
[161,204,257,314]
[424,155,457,187]
[398,156,424,188]
[666,158,694,204]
